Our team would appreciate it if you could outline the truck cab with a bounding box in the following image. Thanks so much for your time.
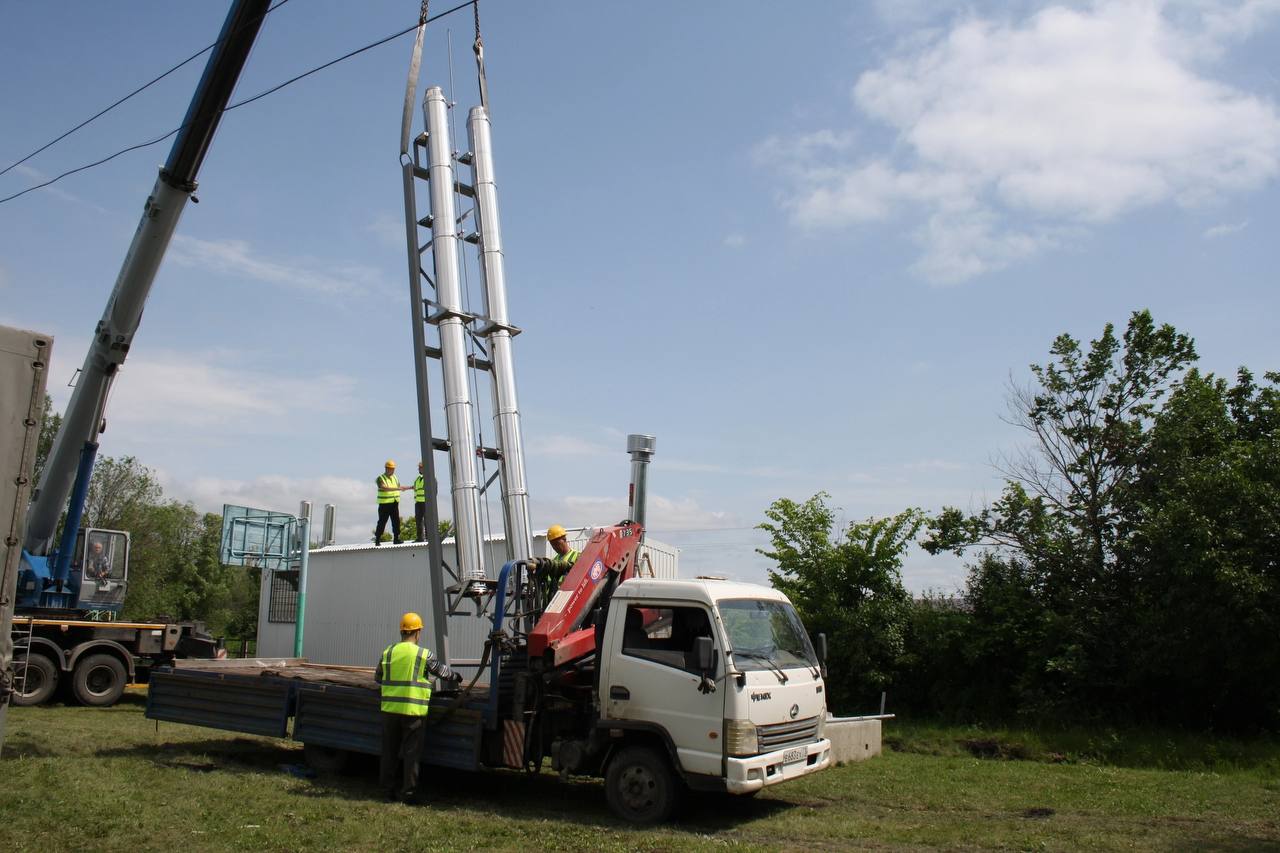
[17,526,130,618]
[596,578,831,821]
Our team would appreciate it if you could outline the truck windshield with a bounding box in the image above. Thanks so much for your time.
[718,599,818,672]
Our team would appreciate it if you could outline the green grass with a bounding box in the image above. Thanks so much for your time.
[888,719,1280,774]
[2,695,1278,851]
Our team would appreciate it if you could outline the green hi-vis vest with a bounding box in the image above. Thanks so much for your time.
[414,475,425,503]
[377,474,400,504]
[554,549,581,568]
[378,641,433,716]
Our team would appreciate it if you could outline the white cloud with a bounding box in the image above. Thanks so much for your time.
[774,1,1280,282]
[364,214,405,249]
[723,233,746,249]
[903,458,967,472]
[12,164,112,213]
[104,347,357,432]
[525,433,614,457]
[169,235,384,298]
[175,473,374,542]
[533,493,740,534]
[1202,219,1249,238]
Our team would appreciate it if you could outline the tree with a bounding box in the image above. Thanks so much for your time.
[923,312,1279,729]
[33,393,61,486]
[1121,368,1280,729]
[758,493,921,714]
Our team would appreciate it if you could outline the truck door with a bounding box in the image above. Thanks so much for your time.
[603,602,725,776]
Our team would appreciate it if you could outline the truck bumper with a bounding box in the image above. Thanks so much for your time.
[724,737,831,794]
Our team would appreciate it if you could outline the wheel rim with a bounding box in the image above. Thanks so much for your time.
[618,764,658,813]
[85,664,116,695]
[21,664,46,697]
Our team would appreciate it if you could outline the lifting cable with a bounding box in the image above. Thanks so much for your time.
[473,0,489,114]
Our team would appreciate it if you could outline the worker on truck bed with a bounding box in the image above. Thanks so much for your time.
[534,524,580,608]
[375,611,462,803]
[374,460,412,545]
[413,461,427,542]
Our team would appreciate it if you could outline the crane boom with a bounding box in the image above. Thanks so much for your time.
[24,0,270,562]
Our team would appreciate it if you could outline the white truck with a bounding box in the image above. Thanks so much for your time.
[147,526,833,823]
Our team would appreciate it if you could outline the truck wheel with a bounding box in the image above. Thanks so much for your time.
[71,653,127,707]
[304,742,351,773]
[12,653,59,706]
[605,745,678,824]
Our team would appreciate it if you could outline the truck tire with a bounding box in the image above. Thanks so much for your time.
[71,653,127,707]
[605,745,678,824]
[12,653,59,706]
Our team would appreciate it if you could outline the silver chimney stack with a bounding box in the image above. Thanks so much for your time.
[626,434,656,533]
[322,503,336,546]
[466,105,532,564]
[425,86,486,589]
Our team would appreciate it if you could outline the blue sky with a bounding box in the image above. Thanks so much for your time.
[2,1,1277,592]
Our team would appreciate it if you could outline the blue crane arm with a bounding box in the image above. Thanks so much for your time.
[23,0,270,564]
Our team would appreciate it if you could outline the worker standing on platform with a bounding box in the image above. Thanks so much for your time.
[375,611,461,803]
[414,461,427,542]
[374,460,412,545]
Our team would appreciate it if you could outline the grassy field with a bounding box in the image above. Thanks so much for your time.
[2,694,1278,851]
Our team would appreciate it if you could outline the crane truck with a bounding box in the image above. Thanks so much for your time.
[3,0,273,709]
[147,510,832,823]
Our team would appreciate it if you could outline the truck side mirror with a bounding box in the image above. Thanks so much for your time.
[817,633,828,679]
[694,636,715,673]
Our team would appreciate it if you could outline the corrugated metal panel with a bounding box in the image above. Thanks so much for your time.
[294,683,381,754]
[146,669,293,737]
[292,683,483,771]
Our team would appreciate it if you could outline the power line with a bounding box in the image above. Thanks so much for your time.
[0,0,476,207]
[0,0,292,179]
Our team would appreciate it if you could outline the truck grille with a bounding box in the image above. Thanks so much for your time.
[757,716,819,752]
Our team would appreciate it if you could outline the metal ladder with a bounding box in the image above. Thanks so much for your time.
[10,617,35,700]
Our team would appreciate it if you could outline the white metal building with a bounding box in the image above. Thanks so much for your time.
[256,528,678,680]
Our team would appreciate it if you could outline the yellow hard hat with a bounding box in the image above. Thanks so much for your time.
[547,524,567,541]
[385,459,396,469]
[400,612,423,631]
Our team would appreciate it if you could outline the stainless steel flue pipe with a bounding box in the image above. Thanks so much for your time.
[627,434,656,535]
[424,86,486,588]
[466,105,532,564]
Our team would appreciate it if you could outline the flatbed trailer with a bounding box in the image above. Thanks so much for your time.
[12,615,220,707]
[147,659,487,772]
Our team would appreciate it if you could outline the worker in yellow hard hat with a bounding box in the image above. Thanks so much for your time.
[533,524,581,610]
[374,460,413,546]
[374,611,462,803]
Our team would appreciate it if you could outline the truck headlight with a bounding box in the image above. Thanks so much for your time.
[724,719,758,756]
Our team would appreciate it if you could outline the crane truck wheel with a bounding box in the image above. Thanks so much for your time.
[71,653,127,707]
[11,653,59,706]
[605,745,678,824]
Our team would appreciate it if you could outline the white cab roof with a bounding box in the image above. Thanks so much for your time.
[613,577,788,606]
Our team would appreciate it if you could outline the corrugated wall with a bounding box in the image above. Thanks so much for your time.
[256,531,680,677]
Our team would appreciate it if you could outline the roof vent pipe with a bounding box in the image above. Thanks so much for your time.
[626,434,656,535]
[322,504,336,546]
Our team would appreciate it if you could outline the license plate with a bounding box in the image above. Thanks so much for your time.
[783,747,806,764]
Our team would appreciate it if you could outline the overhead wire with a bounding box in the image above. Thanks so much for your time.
[0,0,478,207]
[0,0,293,179]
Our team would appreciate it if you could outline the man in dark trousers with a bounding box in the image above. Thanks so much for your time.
[374,460,411,545]
[413,461,427,542]
[374,611,461,802]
